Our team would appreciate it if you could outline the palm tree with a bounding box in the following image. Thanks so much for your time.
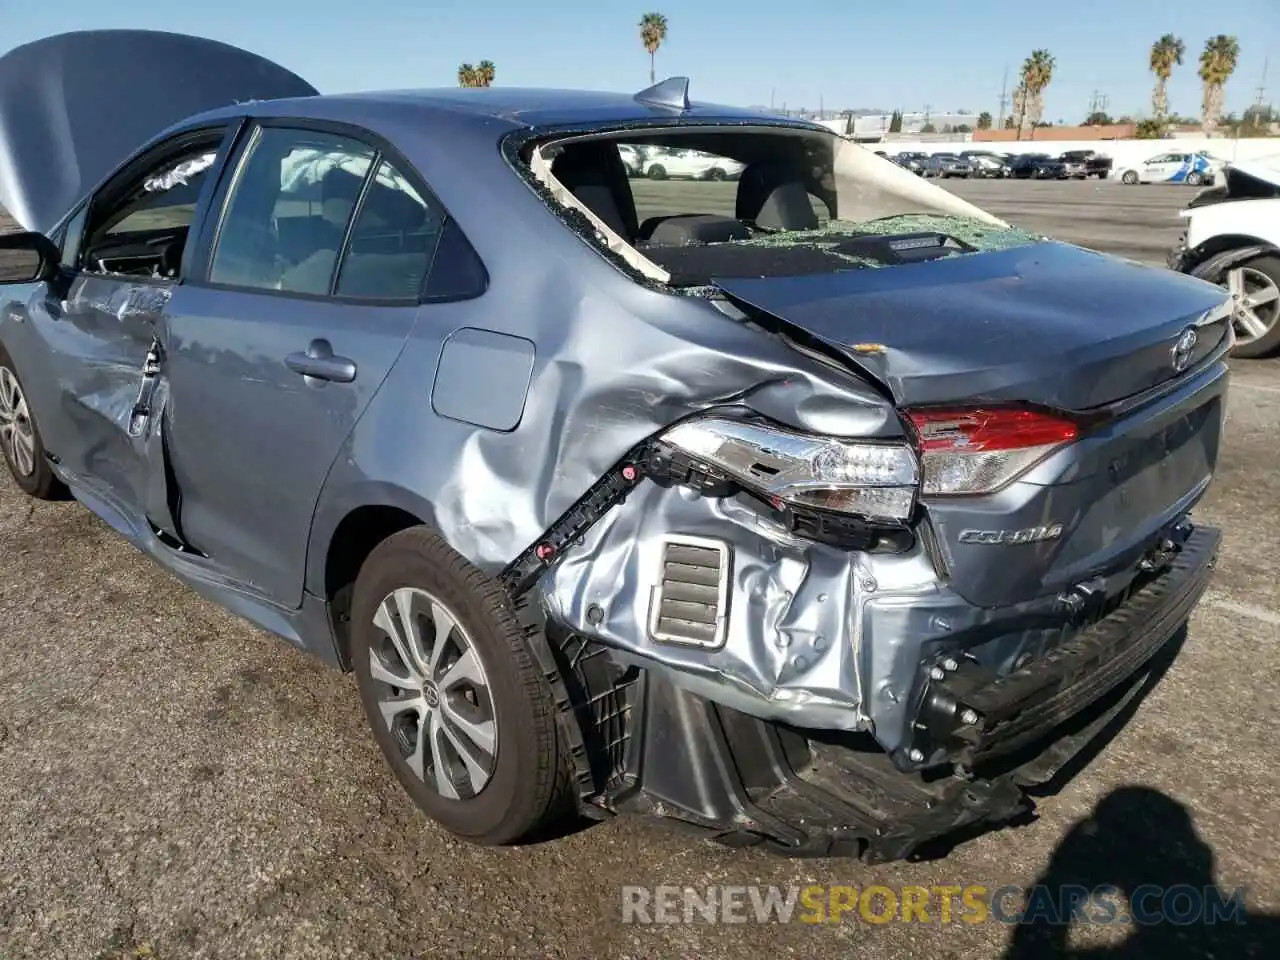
[1018,50,1056,140]
[457,61,495,88]
[1011,83,1028,138]
[1149,34,1185,128]
[1198,34,1240,134]
[639,13,668,84]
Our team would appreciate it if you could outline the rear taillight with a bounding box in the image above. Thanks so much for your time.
[906,408,1079,495]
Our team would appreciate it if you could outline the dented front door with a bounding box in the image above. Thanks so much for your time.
[48,273,179,539]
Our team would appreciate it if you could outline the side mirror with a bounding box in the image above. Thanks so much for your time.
[0,231,60,284]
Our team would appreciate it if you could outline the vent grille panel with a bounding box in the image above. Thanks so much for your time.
[649,538,730,648]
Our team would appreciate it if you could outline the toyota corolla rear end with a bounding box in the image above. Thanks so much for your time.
[521,122,1232,859]
[536,268,1229,857]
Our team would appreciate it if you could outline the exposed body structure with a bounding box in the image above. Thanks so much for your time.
[0,31,1230,860]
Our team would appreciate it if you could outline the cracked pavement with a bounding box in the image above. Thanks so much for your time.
[1,181,1278,958]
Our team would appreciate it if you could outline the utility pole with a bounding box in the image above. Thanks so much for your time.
[1087,89,1110,121]
[996,66,1009,130]
[1256,57,1269,107]
[770,87,775,110]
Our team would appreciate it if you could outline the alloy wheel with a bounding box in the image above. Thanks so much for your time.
[368,586,498,799]
[1227,266,1280,346]
[0,367,36,477]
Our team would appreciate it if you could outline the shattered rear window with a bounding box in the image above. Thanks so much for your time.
[527,124,1044,288]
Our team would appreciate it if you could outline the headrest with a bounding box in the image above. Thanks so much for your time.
[735,163,819,232]
[319,166,366,227]
[359,180,429,231]
[754,181,819,232]
[551,142,625,187]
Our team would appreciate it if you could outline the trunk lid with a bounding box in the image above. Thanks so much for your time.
[714,241,1231,411]
[0,30,317,234]
[716,242,1231,609]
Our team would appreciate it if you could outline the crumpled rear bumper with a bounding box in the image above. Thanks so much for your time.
[898,523,1220,771]
[549,522,1220,861]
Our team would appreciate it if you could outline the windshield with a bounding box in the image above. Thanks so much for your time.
[529,125,1032,287]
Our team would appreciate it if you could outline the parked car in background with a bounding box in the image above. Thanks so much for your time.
[1169,157,1280,357]
[641,146,744,181]
[1116,151,1220,186]
[966,155,1010,179]
[1059,153,1087,179]
[960,149,1003,166]
[1058,150,1113,180]
[891,152,927,175]
[617,144,647,178]
[1008,153,1067,179]
[923,153,972,178]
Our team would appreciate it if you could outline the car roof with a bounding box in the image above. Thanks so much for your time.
[186,87,810,135]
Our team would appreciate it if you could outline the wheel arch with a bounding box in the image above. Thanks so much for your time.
[1183,235,1280,281]
[308,483,442,668]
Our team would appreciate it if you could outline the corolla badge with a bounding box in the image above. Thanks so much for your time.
[958,524,1065,545]
[1171,327,1198,373]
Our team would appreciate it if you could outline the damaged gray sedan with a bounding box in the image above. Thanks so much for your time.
[0,31,1233,861]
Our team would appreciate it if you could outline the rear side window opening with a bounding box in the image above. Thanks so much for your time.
[523,125,1034,288]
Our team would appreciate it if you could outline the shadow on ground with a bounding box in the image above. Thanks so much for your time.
[1003,785,1280,958]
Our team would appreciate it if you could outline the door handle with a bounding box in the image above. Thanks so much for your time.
[285,339,356,384]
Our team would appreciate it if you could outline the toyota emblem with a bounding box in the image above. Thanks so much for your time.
[1171,327,1198,373]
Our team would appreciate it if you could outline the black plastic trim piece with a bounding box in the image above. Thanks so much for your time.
[500,445,650,596]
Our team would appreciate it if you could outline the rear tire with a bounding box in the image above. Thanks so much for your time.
[1121,170,1138,185]
[646,164,667,180]
[350,527,571,845]
[0,349,66,500]
[1223,255,1280,359]
[1186,171,1204,186]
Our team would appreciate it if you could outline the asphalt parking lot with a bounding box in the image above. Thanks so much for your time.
[2,180,1279,959]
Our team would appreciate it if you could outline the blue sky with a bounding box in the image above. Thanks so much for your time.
[2,0,1276,121]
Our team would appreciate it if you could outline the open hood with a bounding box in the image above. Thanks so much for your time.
[0,30,317,233]
[715,241,1232,411]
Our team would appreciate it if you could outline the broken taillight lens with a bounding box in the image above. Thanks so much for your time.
[906,407,1079,495]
